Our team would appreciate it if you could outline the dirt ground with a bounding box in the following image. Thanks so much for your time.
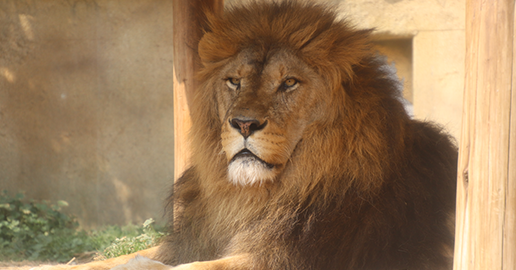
[0,250,100,270]
[0,261,57,270]
[0,256,94,270]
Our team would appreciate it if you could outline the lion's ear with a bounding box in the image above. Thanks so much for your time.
[197,7,242,65]
[301,27,373,81]
[198,32,239,65]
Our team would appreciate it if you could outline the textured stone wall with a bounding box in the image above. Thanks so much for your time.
[0,0,175,228]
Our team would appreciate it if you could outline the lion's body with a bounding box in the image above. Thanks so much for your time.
[141,2,459,270]
[33,2,457,270]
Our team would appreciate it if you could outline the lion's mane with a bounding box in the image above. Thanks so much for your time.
[157,2,457,270]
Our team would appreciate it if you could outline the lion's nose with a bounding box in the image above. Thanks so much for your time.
[229,118,267,139]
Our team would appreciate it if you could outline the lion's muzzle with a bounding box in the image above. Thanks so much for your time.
[229,118,268,139]
[221,113,293,186]
[231,149,275,169]
[227,149,277,186]
[224,117,278,186]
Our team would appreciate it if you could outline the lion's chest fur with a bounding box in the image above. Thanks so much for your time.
[165,119,456,270]
[173,167,371,261]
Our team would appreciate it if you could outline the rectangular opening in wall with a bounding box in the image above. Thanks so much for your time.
[372,38,413,105]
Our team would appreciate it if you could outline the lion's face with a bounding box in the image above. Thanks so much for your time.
[196,2,373,187]
[213,48,328,186]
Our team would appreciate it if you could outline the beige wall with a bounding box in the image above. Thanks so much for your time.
[340,0,465,138]
[0,0,175,228]
[0,0,464,227]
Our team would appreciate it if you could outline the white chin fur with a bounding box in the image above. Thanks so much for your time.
[228,157,276,186]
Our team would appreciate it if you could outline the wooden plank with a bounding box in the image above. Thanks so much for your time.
[504,8,516,267]
[454,0,516,269]
[172,0,224,181]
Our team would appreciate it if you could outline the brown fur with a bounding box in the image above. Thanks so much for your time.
[37,2,457,270]
[153,1,457,270]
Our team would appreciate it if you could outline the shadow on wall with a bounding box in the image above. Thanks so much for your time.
[0,0,175,228]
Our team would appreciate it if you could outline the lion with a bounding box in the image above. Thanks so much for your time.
[38,2,458,270]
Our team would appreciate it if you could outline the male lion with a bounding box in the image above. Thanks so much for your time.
[40,1,458,270]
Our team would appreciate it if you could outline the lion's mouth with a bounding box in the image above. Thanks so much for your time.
[230,149,274,169]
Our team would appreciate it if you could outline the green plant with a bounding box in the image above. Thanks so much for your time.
[0,191,167,262]
[0,190,93,262]
[98,218,165,259]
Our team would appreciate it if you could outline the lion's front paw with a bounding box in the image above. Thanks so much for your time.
[30,266,51,270]
[110,255,171,270]
[171,263,194,270]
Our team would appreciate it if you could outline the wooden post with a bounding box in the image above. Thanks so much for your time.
[454,0,516,269]
[172,0,223,181]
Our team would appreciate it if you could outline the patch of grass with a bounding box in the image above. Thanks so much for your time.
[0,190,87,262]
[97,218,165,259]
[0,191,166,263]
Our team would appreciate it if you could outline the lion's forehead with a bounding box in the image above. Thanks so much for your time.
[227,48,311,84]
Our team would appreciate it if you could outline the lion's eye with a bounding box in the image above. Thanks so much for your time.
[280,78,298,92]
[285,78,297,87]
[226,78,241,89]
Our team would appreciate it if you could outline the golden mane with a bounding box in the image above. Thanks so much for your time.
[191,1,408,198]
[158,1,457,269]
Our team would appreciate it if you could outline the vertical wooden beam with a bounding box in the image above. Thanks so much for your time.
[454,0,516,269]
[172,0,224,181]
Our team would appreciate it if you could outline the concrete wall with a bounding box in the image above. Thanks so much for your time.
[0,0,464,228]
[340,0,465,138]
[0,0,175,228]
